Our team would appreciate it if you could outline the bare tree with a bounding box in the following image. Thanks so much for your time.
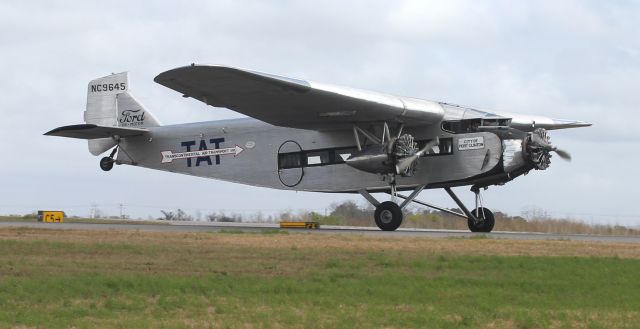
[159,209,193,221]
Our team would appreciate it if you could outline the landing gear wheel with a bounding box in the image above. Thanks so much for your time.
[100,157,114,171]
[374,201,403,231]
[467,207,495,233]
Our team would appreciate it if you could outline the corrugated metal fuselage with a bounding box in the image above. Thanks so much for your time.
[117,118,511,193]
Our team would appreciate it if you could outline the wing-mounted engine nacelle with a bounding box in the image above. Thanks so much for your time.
[345,134,424,177]
[344,144,393,174]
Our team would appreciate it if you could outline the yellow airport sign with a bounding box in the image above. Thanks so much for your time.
[279,221,319,229]
[38,211,65,223]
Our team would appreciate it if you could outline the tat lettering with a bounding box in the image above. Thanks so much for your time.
[181,138,225,167]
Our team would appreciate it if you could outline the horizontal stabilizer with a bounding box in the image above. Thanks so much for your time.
[44,124,148,140]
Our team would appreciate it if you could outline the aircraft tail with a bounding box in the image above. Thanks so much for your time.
[84,72,161,155]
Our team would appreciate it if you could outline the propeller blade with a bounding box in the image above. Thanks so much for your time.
[553,148,572,161]
[417,136,439,157]
[395,137,439,174]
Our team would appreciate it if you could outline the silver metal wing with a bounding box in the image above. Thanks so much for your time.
[154,65,445,130]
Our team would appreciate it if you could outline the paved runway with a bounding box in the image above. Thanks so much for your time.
[2,221,640,243]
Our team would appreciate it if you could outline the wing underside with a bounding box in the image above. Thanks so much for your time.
[154,65,445,130]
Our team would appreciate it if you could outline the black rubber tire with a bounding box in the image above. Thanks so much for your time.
[374,201,403,231]
[100,157,114,171]
[467,207,495,233]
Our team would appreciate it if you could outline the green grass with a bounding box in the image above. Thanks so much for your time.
[0,229,639,328]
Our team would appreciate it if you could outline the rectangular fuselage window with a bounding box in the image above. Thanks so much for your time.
[334,147,358,164]
[278,146,358,169]
[305,150,331,166]
[418,138,454,156]
[278,141,452,170]
[278,153,302,169]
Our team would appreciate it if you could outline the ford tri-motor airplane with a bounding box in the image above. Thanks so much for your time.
[46,65,591,232]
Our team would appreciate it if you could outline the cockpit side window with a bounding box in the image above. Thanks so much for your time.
[442,118,509,133]
[480,118,510,127]
[441,121,461,133]
[442,120,480,133]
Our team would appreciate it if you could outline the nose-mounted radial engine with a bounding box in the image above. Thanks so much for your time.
[523,128,571,170]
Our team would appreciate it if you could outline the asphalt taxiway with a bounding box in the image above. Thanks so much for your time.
[1,221,639,243]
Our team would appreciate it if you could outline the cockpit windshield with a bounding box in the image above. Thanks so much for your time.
[442,118,511,134]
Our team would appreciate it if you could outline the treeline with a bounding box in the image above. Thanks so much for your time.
[159,200,638,235]
[296,201,640,236]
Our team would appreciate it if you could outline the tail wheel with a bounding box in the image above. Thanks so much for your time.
[467,207,495,232]
[100,157,114,171]
[374,201,403,231]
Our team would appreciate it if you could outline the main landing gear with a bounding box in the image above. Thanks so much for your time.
[360,186,495,232]
[346,121,495,232]
[99,147,118,171]
[374,201,403,231]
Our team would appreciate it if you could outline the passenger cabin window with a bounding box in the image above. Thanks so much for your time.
[305,150,330,166]
[278,146,358,169]
[334,147,358,164]
[279,153,302,169]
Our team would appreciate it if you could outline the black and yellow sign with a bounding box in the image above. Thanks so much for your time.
[38,211,65,223]
[279,221,319,229]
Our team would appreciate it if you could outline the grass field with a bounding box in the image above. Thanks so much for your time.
[0,228,639,328]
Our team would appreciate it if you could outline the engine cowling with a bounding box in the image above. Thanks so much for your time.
[523,128,554,170]
[502,128,570,174]
[345,134,419,176]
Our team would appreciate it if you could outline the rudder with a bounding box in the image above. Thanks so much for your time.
[84,72,161,155]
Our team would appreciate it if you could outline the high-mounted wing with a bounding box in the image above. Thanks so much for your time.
[154,65,445,130]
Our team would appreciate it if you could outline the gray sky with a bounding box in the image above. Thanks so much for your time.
[1,1,639,225]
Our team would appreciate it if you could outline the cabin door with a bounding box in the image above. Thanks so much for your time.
[277,140,304,187]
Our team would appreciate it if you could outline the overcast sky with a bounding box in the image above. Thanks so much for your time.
[1,1,639,225]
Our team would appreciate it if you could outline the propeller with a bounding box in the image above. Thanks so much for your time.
[525,128,572,170]
[532,134,572,162]
[552,147,571,161]
[395,137,439,175]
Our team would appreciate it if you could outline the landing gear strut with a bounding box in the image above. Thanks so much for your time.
[467,207,495,232]
[360,185,425,231]
[99,147,118,171]
[360,186,495,232]
[349,121,495,232]
[466,187,494,232]
[445,187,495,233]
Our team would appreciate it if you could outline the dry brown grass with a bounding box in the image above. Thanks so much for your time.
[2,227,639,259]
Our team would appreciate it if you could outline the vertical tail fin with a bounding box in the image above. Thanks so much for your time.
[84,72,161,155]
